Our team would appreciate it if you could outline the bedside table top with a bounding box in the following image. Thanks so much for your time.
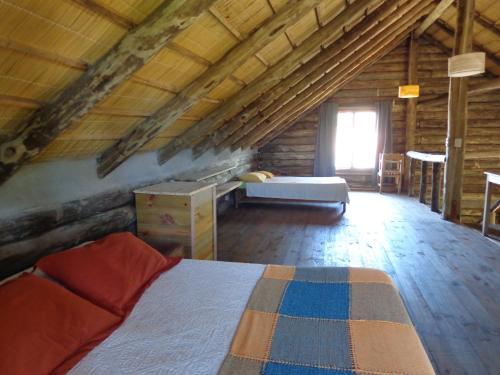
[134,181,216,196]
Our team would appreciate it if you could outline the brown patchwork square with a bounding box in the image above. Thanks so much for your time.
[247,278,288,313]
[350,283,411,325]
[350,320,435,375]
[218,355,263,375]
[230,310,278,361]
[349,267,395,286]
[263,265,295,280]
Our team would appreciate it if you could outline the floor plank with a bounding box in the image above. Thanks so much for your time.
[218,192,500,375]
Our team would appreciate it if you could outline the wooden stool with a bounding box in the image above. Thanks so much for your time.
[378,153,404,194]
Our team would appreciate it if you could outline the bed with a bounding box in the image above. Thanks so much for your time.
[1,233,435,375]
[241,176,350,213]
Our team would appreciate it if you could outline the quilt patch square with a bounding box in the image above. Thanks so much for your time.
[348,268,394,286]
[263,362,355,375]
[230,310,278,361]
[294,267,349,283]
[279,281,349,319]
[263,265,295,280]
[247,278,288,313]
[269,316,352,368]
[218,356,263,375]
[350,283,411,325]
[350,320,435,375]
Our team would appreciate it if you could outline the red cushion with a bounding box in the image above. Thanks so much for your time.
[37,232,180,316]
[0,274,120,375]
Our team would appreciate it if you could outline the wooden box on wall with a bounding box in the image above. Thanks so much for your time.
[134,182,217,260]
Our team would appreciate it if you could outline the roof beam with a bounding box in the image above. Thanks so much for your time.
[415,0,454,37]
[0,0,216,185]
[419,77,500,106]
[195,0,414,157]
[157,0,382,164]
[97,0,324,177]
[243,8,432,149]
[216,0,428,155]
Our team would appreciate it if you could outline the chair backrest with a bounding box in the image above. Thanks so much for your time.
[379,153,404,172]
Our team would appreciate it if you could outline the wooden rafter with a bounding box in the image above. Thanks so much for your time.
[0,0,216,185]
[197,0,414,157]
[97,0,325,177]
[415,0,455,37]
[453,6,500,37]
[157,0,382,165]
[222,0,429,153]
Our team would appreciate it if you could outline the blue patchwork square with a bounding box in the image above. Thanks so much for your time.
[279,281,350,319]
[263,362,355,375]
[269,316,352,368]
[294,267,349,283]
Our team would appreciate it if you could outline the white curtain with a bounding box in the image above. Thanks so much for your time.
[314,102,338,177]
[373,100,393,181]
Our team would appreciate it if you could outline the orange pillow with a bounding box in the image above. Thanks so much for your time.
[0,274,120,375]
[37,232,180,316]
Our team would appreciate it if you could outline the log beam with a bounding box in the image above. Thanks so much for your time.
[443,0,475,221]
[419,77,500,106]
[157,0,381,165]
[195,0,410,156]
[415,0,455,37]
[97,0,325,176]
[0,0,216,185]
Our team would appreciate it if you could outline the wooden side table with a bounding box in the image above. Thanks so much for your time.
[134,181,217,260]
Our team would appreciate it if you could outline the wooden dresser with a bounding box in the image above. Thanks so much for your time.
[134,182,217,260]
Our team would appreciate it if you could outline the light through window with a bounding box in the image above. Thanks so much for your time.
[335,110,377,170]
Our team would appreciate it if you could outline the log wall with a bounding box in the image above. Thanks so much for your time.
[0,148,254,278]
[257,38,500,224]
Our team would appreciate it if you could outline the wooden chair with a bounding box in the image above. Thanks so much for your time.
[378,153,404,193]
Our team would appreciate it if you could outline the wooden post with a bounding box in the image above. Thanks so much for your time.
[443,0,475,221]
[431,162,441,213]
[419,161,428,204]
[408,157,416,196]
[404,33,418,191]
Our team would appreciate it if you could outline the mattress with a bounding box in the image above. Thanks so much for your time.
[68,259,265,375]
[246,176,350,202]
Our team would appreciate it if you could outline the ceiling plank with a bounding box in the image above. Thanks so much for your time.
[97,0,325,177]
[415,0,455,37]
[196,0,414,157]
[0,0,216,185]
[216,0,429,154]
[156,0,382,165]
[68,0,137,30]
[435,18,500,66]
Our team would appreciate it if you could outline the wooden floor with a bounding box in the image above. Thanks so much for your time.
[218,192,500,375]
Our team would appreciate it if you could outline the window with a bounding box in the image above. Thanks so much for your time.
[335,109,377,170]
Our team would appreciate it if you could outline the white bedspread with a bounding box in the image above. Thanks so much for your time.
[69,260,265,375]
[246,176,350,203]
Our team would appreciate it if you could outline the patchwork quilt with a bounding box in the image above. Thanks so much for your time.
[219,265,435,375]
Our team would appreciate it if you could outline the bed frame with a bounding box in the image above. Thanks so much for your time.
[234,188,347,213]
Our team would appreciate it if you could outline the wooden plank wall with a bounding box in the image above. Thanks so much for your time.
[257,38,500,224]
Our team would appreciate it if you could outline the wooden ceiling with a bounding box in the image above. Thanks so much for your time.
[0,0,498,183]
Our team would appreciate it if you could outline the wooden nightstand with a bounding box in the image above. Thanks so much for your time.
[134,181,217,260]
